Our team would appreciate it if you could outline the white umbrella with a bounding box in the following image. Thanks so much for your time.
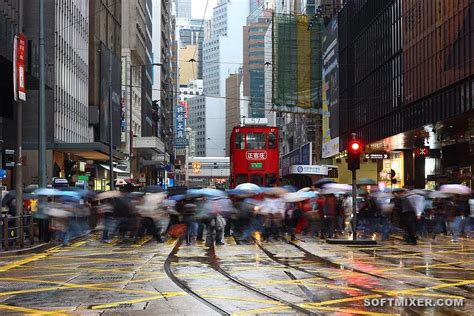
[235,183,262,193]
[439,184,471,195]
[298,187,312,192]
[284,191,317,203]
[427,190,452,199]
[322,183,353,192]
[96,190,122,200]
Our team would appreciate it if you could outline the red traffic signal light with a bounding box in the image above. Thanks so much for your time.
[348,140,362,154]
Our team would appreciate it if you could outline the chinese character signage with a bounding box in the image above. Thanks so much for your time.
[13,33,27,101]
[175,103,188,147]
[246,151,267,160]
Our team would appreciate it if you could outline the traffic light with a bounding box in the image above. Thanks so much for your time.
[347,138,362,171]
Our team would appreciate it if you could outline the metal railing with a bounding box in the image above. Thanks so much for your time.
[1,214,35,251]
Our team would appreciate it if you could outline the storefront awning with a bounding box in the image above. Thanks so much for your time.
[53,142,125,160]
[133,136,165,154]
[98,164,129,173]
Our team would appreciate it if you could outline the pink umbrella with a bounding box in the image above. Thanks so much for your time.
[439,184,471,195]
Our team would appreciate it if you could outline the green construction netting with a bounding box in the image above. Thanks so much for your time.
[272,13,323,112]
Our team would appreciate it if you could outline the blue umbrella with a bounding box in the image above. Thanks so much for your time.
[34,188,60,196]
[169,194,185,201]
[282,185,298,192]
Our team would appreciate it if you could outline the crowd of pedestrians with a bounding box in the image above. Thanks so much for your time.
[3,182,472,247]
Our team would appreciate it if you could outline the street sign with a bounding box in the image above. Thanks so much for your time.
[249,162,263,170]
[0,170,6,179]
[364,153,388,159]
[415,147,430,157]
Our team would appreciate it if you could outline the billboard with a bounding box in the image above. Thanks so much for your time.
[99,43,121,147]
[322,17,339,158]
[175,102,188,147]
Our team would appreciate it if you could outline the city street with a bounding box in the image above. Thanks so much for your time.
[0,234,472,315]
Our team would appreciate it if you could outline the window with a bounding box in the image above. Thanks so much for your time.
[268,132,277,149]
[250,173,263,186]
[246,133,266,149]
[265,173,277,187]
[235,173,248,186]
[235,133,245,149]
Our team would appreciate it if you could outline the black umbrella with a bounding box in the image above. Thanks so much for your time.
[2,191,35,206]
[144,185,165,193]
[313,178,336,188]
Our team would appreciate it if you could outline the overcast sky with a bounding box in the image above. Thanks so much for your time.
[191,0,219,19]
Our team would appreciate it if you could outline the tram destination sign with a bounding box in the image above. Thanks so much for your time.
[364,153,388,159]
[249,162,263,170]
[246,151,267,160]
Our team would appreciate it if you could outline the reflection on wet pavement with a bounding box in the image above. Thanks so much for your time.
[0,233,471,314]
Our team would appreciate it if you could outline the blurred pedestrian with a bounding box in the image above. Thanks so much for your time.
[401,190,425,245]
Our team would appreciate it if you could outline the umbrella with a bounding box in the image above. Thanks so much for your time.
[298,187,312,192]
[95,190,122,200]
[56,191,81,198]
[235,183,262,193]
[191,188,227,198]
[356,178,377,185]
[226,189,255,197]
[427,190,451,199]
[169,194,185,201]
[282,185,298,193]
[114,179,128,187]
[439,184,471,195]
[262,187,288,196]
[144,185,165,193]
[323,183,353,192]
[45,208,71,218]
[314,178,336,188]
[283,191,317,202]
[34,188,60,196]
[24,184,39,193]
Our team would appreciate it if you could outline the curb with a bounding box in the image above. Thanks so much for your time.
[0,242,56,257]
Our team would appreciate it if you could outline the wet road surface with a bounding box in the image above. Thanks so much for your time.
[0,233,472,315]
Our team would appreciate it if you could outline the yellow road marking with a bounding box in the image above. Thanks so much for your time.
[201,294,282,305]
[0,303,67,315]
[310,306,396,315]
[380,280,474,296]
[90,295,165,310]
[374,259,474,273]
[232,305,293,315]
[132,235,153,247]
[302,294,382,307]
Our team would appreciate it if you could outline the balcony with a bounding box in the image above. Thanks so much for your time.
[133,136,165,154]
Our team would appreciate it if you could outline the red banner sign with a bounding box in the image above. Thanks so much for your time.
[246,151,267,160]
[13,33,27,101]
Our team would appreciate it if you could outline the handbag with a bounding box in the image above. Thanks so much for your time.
[168,224,186,238]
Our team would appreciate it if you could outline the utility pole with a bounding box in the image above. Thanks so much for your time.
[15,0,24,247]
[108,48,114,191]
[129,61,133,180]
[39,0,46,188]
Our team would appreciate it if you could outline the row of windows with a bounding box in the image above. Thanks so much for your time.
[234,132,277,150]
[249,43,265,48]
[249,27,268,33]
[249,35,265,41]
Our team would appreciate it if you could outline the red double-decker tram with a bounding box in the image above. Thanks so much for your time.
[229,125,279,188]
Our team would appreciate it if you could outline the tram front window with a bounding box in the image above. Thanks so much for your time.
[265,173,277,187]
[250,173,263,186]
[246,133,266,150]
[235,173,248,186]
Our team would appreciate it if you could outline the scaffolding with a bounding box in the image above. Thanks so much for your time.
[272,13,323,114]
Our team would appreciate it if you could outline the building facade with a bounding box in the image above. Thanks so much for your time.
[330,0,473,188]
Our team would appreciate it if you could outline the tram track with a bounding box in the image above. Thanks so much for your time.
[252,238,474,315]
[164,238,317,315]
[287,239,474,298]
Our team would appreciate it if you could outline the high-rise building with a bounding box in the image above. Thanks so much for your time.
[243,11,272,118]
[225,72,250,156]
[176,0,191,20]
[20,0,93,185]
[203,0,249,96]
[201,0,249,157]
[153,0,176,171]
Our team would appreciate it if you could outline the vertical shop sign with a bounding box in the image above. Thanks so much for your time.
[13,33,27,101]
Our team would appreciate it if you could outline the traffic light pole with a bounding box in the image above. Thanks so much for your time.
[351,168,357,241]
